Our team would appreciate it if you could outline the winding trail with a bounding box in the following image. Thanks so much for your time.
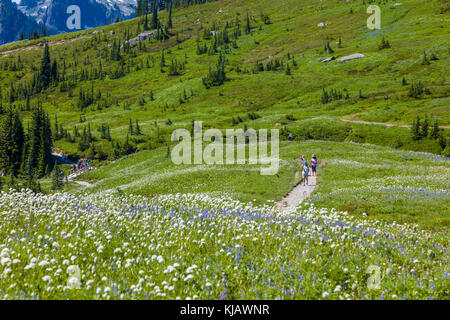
[274,175,317,212]
[0,36,85,57]
[67,167,95,187]
[340,117,450,129]
[51,150,95,187]
[73,180,93,187]
[274,160,325,212]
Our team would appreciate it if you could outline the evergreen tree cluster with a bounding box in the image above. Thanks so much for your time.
[100,124,112,141]
[77,84,96,109]
[202,50,227,88]
[128,119,142,136]
[136,0,151,17]
[321,88,349,104]
[34,43,58,93]
[0,55,24,72]
[408,82,431,99]
[260,13,271,25]
[0,105,53,188]
[198,18,243,57]
[252,54,296,74]
[421,51,439,65]
[324,41,334,54]
[168,58,186,76]
[411,114,446,149]
[378,37,391,50]
[232,115,244,126]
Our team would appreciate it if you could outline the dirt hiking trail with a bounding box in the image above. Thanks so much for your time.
[340,117,450,129]
[275,160,324,212]
[274,174,317,212]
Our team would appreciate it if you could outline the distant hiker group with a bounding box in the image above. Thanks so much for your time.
[70,159,90,175]
[298,154,318,186]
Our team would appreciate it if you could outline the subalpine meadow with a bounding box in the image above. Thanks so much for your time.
[0,0,448,300]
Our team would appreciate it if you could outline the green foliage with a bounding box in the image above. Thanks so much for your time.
[151,0,159,30]
[0,107,24,176]
[411,115,421,141]
[245,12,251,34]
[202,51,226,88]
[408,82,430,99]
[260,13,271,25]
[167,0,173,29]
[430,119,440,140]
[39,43,52,89]
[321,88,347,104]
[52,161,63,190]
[288,117,351,141]
[324,41,334,54]
[168,59,185,76]
[378,37,391,50]
[421,50,430,65]
[0,0,447,173]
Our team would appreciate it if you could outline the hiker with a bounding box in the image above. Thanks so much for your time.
[302,161,309,186]
[311,154,318,176]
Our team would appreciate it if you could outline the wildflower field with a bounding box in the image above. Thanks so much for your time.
[63,141,450,229]
[0,190,448,300]
[0,0,449,302]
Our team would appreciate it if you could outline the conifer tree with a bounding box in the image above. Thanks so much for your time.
[0,108,24,176]
[39,43,52,90]
[129,118,134,135]
[28,106,53,177]
[438,133,447,151]
[135,119,141,135]
[167,0,173,29]
[430,119,440,140]
[151,0,159,30]
[245,12,251,34]
[202,50,226,88]
[378,37,391,50]
[8,171,15,188]
[421,114,429,138]
[411,115,421,141]
[51,60,58,83]
[422,51,430,65]
[324,41,334,54]
[52,161,63,190]
[285,63,291,75]
[23,155,41,193]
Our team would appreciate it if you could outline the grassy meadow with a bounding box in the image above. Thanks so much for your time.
[44,140,448,232]
[0,0,448,161]
[0,0,449,300]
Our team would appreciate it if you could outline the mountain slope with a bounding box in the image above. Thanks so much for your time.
[0,0,39,44]
[17,0,136,33]
[0,0,449,163]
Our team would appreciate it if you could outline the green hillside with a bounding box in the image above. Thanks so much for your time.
[0,0,449,301]
[41,140,447,231]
